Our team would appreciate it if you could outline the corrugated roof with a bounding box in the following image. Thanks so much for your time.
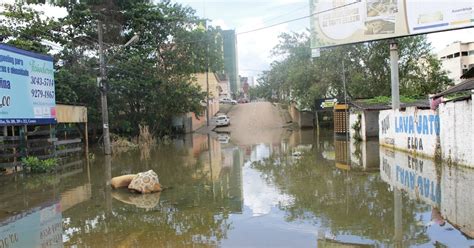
[432,78,474,98]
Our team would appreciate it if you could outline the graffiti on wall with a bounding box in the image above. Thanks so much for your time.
[395,114,440,136]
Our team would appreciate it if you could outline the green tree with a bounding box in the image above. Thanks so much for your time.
[1,0,224,137]
[257,32,453,109]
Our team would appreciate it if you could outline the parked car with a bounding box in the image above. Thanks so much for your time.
[219,98,237,105]
[217,133,230,143]
[214,114,230,126]
[238,98,249,104]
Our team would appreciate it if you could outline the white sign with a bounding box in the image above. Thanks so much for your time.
[310,0,474,49]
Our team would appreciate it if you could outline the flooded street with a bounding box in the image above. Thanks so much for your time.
[0,129,473,247]
[0,103,473,247]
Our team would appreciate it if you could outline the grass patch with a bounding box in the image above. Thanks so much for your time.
[22,156,58,173]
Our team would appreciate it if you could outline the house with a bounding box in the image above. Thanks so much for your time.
[217,73,231,99]
[172,72,222,133]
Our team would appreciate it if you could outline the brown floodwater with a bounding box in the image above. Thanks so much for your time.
[0,129,473,247]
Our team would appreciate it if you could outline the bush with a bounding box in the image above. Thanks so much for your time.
[21,156,58,173]
[364,95,417,105]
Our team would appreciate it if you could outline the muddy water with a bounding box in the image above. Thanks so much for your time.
[0,129,473,247]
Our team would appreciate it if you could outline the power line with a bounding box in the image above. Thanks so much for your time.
[237,1,359,35]
[260,4,308,25]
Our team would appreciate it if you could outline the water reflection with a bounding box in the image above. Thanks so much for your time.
[0,158,89,248]
[380,146,474,245]
[0,130,472,247]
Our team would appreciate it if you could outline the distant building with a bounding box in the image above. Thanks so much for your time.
[217,73,231,99]
[240,76,249,98]
[222,30,239,97]
[172,73,221,133]
[438,41,474,84]
[248,76,255,87]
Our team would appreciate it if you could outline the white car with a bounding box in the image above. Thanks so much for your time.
[219,98,237,105]
[217,133,230,143]
[214,115,230,126]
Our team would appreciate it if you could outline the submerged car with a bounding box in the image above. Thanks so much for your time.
[217,133,230,143]
[214,115,230,126]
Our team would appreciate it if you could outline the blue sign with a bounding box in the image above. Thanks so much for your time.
[0,44,56,125]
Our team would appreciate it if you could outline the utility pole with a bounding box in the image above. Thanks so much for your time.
[206,20,210,127]
[98,20,112,155]
[390,41,400,110]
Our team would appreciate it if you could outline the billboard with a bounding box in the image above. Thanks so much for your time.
[0,44,56,125]
[310,0,474,49]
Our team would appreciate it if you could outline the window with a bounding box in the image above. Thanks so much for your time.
[454,52,460,58]
[461,51,468,56]
[469,50,474,56]
[447,54,453,59]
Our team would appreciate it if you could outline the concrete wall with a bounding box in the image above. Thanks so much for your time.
[441,165,474,238]
[379,146,441,207]
[175,100,220,133]
[380,146,474,238]
[289,103,314,128]
[349,140,380,171]
[350,110,379,141]
[289,103,300,125]
[364,111,379,137]
[349,111,362,140]
[439,97,473,167]
[379,107,439,158]
[299,111,314,128]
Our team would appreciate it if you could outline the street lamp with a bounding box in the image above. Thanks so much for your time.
[98,20,139,155]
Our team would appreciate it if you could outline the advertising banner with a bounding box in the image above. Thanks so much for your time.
[0,202,63,248]
[0,44,56,125]
[310,0,474,49]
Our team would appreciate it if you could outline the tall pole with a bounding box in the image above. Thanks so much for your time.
[206,21,210,127]
[342,59,349,142]
[390,41,400,110]
[394,188,403,247]
[98,20,112,155]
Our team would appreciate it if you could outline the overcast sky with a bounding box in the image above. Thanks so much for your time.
[173,0,474,79]
[2,0,473,80]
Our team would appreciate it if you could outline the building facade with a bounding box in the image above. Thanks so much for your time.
[438,41,474,84]
[222,30,239,97]
[217,73,231,99]
[172,73,221,133]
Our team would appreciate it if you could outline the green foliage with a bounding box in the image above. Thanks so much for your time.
[351,113,362,142]
[1,0,223,138]
[363,95,418,104]
[256,32,453,110]
[21,156,58,173]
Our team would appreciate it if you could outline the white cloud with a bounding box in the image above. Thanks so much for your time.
[243,163,293,216]
[428,28,474,53]
[211,18,229,30]
[237,17,291,77]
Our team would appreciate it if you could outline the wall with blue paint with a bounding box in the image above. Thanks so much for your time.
[379,107,439,157]
[380,146,441,207]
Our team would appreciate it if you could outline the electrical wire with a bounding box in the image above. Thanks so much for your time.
[260,4,308,25]
[237,1,359,35]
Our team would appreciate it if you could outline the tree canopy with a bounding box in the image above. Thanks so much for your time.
[253,32,453,109]
[1,0,224,136]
